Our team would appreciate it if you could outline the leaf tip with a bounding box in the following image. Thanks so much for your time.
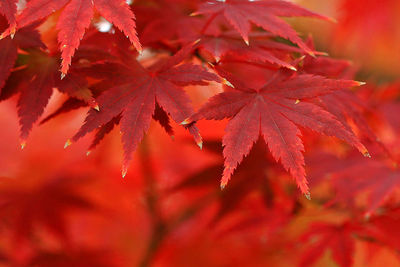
[10,28,16,39]
[304,192,311,200]
[244,39,250,46]
[197,140,203,150]
[308,51,316,58]
[20,141,26,150]
[64,139,72,149]
[220,169,231,190]
[363,150,371,158]
[93,104,100,112]
[181,118,192,125]
[328,17,338,24]
[222,78,234,88]
[137,46,143,55]
[189,12,199,17]
[354,81,366,86]
[86,150,91,156]
[220,182,226,190]
[288,66,297,71]
[0,28,11,40]
[60,73,66,80]
[295,99,300,104]
[122,167,128,178]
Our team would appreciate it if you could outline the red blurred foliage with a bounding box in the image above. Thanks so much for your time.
[0,0,400,266]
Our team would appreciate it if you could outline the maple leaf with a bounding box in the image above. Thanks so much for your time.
[0,175,95,243]
[138,0,210,47]
[299,37,379,143]
[0,49,98,145]
[0,37,16,94]
[0,0,141,76]
[172,140,296,224]
[331,155,400,215]
[70,42,221,177]
[198,32,302,70]
[0,0,18,36]
[0,17,44,94]
[300,222,357,267]
[87,115,121,154]
[193,0,331,54]
[184,67,368,195]
[362,206,400,251]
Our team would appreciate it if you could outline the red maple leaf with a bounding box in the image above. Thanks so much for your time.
[69,42,221,177]
[184,67,369,195]
[193,0,331,54]
[0,0,18,36]
[0,17,44,94]
[198,31,303,70]
[331,155,400,215]
[299,37,379,143]
[138,0,208,47]
[0,175,95,244]
[172,140,296,224]
[1,48,99,145]
[0,0,141,76]
[300,222,357,267]
[362,206,400,251]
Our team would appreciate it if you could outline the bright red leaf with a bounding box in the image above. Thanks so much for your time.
[0,0,141,76]
[70,42,221,177]
[185,67,368,195]
[1,49,98,144]
[194,0,331,54]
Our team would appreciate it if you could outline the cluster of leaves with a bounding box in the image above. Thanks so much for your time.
[1,0,400,266]
[0,0,370,194]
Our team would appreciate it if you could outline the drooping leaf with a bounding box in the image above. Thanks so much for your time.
[71,42,221,176]
[0,0,141,76]
[185,67,368,194]
[0,17,45,94]
[1,49,98,144]
[194,0,331,54]
[0,36,112,146]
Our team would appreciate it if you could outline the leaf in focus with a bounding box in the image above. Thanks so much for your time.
[0,0,141,76]
[187,67,368,194]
